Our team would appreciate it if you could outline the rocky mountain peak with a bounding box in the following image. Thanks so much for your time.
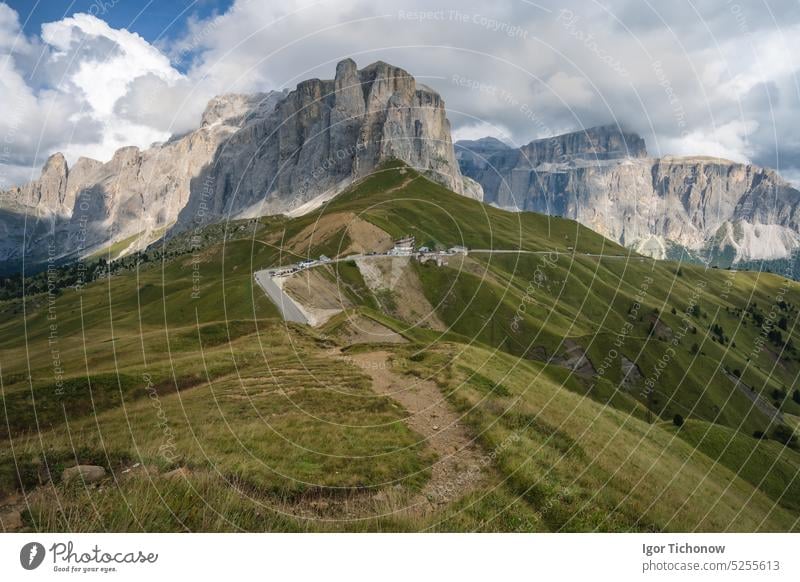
[335,57,358,80]
[42,152,68,176]
[201,93,252,127]
[457,136,511,150]
[200,91,286,128]
[176,57,478,229]
[74,156,102,169]
[333,58,363,112]
[455,137,513,176]
[110,146,141,167]
[458,125,800,263]
[2,57,476,269]
[518,124,648,166]
[357,60,415,105]
[20,152,69,211]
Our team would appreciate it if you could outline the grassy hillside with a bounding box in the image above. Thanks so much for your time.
[1,160,798,532]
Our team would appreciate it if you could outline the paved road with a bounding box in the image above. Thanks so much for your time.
[470,249,652,260]
[254,270,308,324]
[263,254,366,276]
[254,253,420,321]
[255,248,653,322]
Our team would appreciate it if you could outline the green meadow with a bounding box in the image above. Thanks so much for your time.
[1,161,798,532]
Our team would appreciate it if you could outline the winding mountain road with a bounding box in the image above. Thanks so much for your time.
[254,248,654,323]
[469,249,652,259]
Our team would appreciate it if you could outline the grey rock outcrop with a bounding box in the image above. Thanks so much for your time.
[458,126,800,262]
[0,91,286,268]
[176,58,476,229]
[27,153,70,213]
[0,59,475,271]
[200,91,288,128]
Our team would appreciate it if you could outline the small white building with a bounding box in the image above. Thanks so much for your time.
[419,254,447,267]
[389,235,415,256]
[449,245,468,255]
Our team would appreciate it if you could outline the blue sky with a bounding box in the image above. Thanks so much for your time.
[6,0,232,54]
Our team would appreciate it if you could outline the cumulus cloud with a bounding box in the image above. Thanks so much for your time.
[168,0,800,174]
[37,13,187,162]
[0,4,101,187]
[1,0,800,188]
[660,120,760,163]
[451,121,513,144]
[0,8,179,187]
[113,74,202,135]
[42,14,180,113]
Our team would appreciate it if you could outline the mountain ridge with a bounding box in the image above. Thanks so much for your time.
[456,125,800,264]
[0,58,478,272]
[4,61,800,274]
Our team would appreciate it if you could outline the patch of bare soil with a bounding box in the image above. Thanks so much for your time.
[286,212,393,257]
[342,218,394,255]
[356,256,447,331]
[284,266,351,310]
[270,349,488,523]
[282,266,350,326]
[286,212,351,255]
[334,314,407,345]
[347,350,487,509]
[553,339,596,376]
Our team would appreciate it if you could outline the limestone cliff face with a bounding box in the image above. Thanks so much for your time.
[5,153,72,216]
[176,58,476,228]
[0,59,474,269]
[0,92,281,265]
[457,126,800,262]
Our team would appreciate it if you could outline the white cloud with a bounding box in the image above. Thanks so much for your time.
[38,13,187,162]
[0,6,200,186]
[0,4,103,187]
[42,14,181,115]
[543,72,593,108]
[0,1,22,50]
[451,121,513,144]
[3,0,800,188]
[662,120,759,163]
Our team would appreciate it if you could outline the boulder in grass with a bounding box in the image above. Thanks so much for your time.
[163,467,190,480]
[62,465,106,485]
[0,510,22,531]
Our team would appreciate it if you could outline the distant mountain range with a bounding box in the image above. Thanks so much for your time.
[2,58,799,274]
[456,126,800,266]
